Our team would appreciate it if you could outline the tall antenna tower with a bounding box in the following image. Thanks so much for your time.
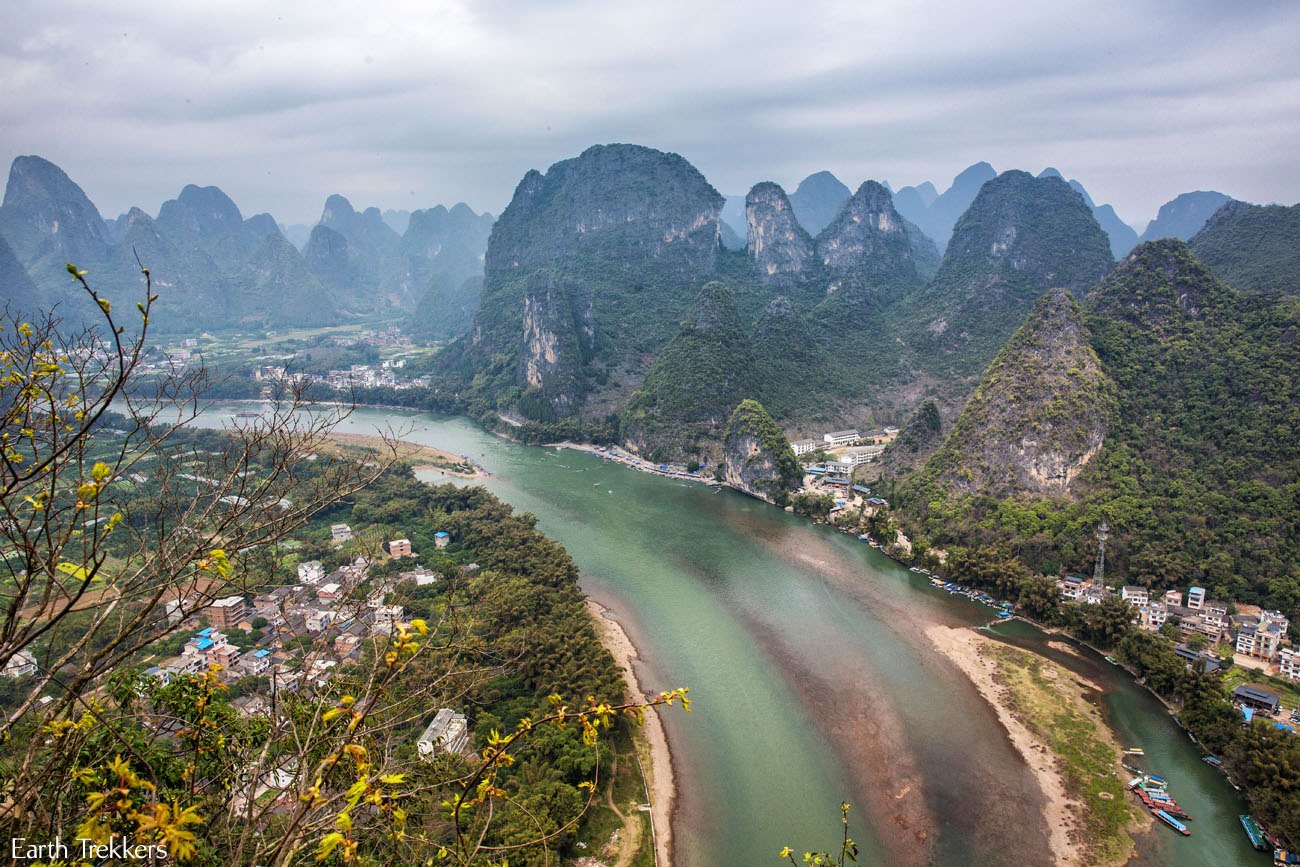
[1093,521,1109,584]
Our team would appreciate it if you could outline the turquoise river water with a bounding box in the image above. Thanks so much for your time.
[203,405,1264,866]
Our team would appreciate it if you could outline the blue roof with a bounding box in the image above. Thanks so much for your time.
[195,638,214,650]
[1243,707,1255,722]
[197,628,213,636]
[253,649,271,658]
[434,531,449,538]
[1189,586,1205,593]
[1274,723,1294,733]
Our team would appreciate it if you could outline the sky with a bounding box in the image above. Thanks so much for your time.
[2,0,1298,230]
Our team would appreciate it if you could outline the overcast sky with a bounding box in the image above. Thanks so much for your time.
[2,0,1298,230]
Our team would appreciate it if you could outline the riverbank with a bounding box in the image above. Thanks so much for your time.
[322,431,488,478]
[587,599,675,867]
[927,625,1146,867]
[556,442,711,485]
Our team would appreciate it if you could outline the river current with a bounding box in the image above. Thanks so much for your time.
[202,406,1261,866]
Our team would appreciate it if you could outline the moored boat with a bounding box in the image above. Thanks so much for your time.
[1155,810,1190,836]
[1242,815,1269,851]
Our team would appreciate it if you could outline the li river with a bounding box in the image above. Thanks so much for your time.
[205,405,1262,866]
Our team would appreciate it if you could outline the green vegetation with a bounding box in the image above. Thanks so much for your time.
[1189,200,1300,297]
[987,642,1136,865]
[722,399,802,504]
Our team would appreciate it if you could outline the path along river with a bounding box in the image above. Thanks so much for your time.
[204,405,1262,866]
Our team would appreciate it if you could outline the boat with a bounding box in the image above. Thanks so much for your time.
[1104,655,1119,664]
[235,410,260,419]
[1202,755,1223,767]
[1155,810,1190,836]
[909,567,924,573]
[1241,815,1269,851]
[1124,748,1145,756]
[1145,773,1167,785]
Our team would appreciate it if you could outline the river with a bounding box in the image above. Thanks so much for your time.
[202,405,1263,866]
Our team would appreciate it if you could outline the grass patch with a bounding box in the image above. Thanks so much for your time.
[1221,667,1300,712]
[988,643,1137,866]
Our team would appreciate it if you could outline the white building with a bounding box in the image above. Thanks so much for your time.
[1186,586,1206,610]
[791,439,820,457]
[1278,647,1300,682]
[297,560,324,585]
[823,430,861,448]
[418,708,470,759]
[1121,586,1149,606]
[3,650,37,678]
[330,524,353,543]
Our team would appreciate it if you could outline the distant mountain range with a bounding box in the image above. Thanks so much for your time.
[0,156,493,335]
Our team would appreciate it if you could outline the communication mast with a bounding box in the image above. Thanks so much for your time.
[1093,521,1109,584]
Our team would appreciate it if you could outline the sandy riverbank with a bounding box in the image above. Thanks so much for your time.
[587,599,675,867]
[556,442,710,486]
[323,432,487,478]
[927,625,1142,867]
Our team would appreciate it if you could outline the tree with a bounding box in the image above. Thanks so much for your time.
[0,265,684,865]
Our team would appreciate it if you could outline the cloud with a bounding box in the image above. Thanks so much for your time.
[1,0,1297,230]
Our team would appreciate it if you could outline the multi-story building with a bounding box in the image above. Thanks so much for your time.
[1278,647,1300,682]
[823,430,861,448]
[208,596,246,631]
[1187,586,1206,610]
[418,709,470,759]
[1121,586,1149,606]
[385,539,412,558]
[331,524,353,543]
[791,439,820,457]
[297,560,324,585]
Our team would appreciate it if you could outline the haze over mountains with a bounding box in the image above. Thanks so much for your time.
[0,155,494,334]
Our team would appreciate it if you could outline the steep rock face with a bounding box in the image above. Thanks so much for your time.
[814,181,923,300]
[720,399,801,504]
[156,184,244,245]
[745,182,814,283]
[319,194,405,304]
[515,272,593,419]
[869,400,943,485]
[105,207,229,329]
[788,171,852,237]
[1188,200,1300,296]
[904,289,1114,501]
[621,282,753,459]
[302,225,353,294]
[896,170,1113,381]
[398,202,494,332]
[0,156,111,289]
[1137,190,1232,244]
[410,274,485,341]
[441,144,726,420]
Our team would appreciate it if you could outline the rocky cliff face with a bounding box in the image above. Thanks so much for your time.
[745,182,814,283]
[0,155,111,293]
[870,401,943,485]
[814,181,924,300]
[907,289,1114,501]
[0,232,40,311]
[516,272,594,419]
[441,143,727,422]
[720,399,801,504]
[243,230,335,327]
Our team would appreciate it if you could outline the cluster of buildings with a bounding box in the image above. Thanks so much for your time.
[315,360,431,391]
[141,546,448,707]
[1056,576,1298,689]
[790,427,899,458]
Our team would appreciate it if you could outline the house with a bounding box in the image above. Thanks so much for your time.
[239,649,273,676]
[825,459,854,479]
[385,539,412,558]
[1139,602,1168,631]
[330,524,353,543]
[1058,575,1085,601]
[1164,589,1184,608]
[823,430,861,448]
[1121,586,1149,606]
[1186,586,1206,610]
[305,610,335,633]
[3,650,37,678]
[297,560,324,585]
[1232,685,1281,715]
[208,596,246,631]
[434,531,450,549]
[791,439,820,457]
[1236,618,1287,661]
[400,567,441,586]
[316,582,342,601]
[371,605,406,636]
[1174,644,1222,673]
[1278,648,1300,682]
[417,708,470,759]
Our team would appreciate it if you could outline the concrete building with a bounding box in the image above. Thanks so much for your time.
[1164,589,1184,608]
[1232,685,1281,715]
[1187,586,1206,610]
[385,538,412,558]
[297,560,324,585]
[823,430,861,447]
[3,650,37,678]
[434,531,451,549]
[208,596,246,631]
[418,708,470,759]
[331,524,353,543]
[1278,648,1300,682]
[1121,586,1149,606]
[1139,602,1168,631]
[1236,615,1287,661]
[791,439,820,457]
